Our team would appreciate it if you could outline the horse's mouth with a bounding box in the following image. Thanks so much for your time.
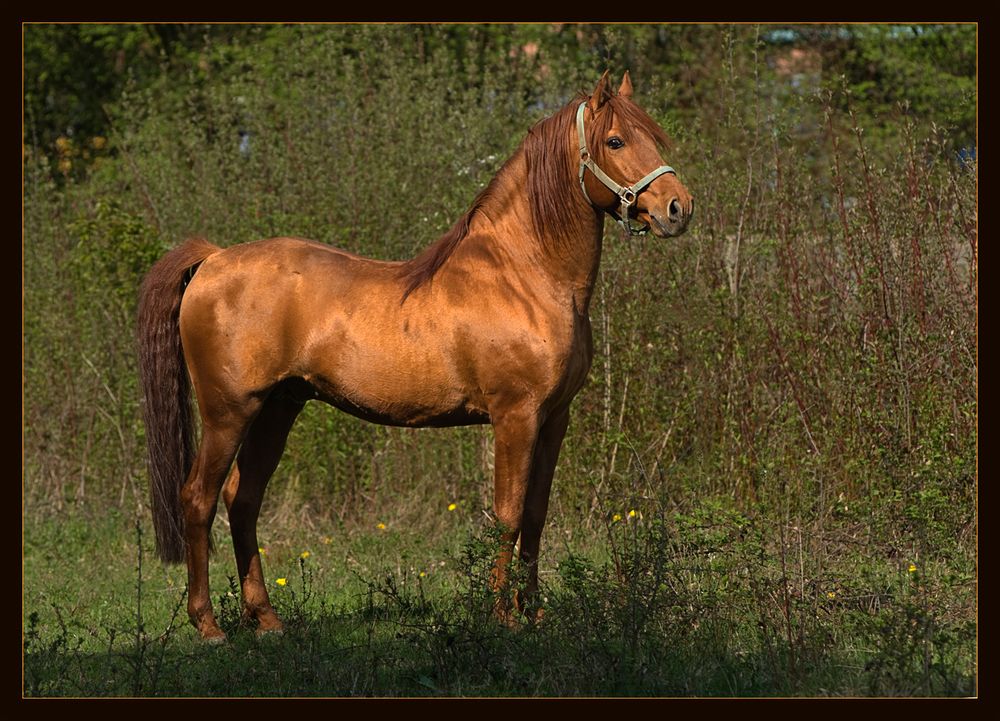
[631,218,652,234]
[640,212,671,238]
[643,210,690,238]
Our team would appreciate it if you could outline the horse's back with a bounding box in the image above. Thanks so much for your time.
[183,235,402,311]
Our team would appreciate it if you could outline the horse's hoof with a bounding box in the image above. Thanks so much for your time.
[256,625,285,640]
[200,631,228,645]
[513,590,545,626]
[492,604,522,630]
[522,605,546,626]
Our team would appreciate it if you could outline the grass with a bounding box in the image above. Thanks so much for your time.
[22,493,976,697]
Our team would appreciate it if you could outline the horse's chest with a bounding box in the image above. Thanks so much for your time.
[545,312,594,404]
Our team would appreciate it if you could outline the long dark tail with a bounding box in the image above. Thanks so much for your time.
[137,237,220,563]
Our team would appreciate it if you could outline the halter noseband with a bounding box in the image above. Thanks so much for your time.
[576,101,675,236]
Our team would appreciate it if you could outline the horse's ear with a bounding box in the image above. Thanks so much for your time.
[588,70,613,112]
[618,70,633,99]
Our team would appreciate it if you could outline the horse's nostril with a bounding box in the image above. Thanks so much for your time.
[669,198,682,220]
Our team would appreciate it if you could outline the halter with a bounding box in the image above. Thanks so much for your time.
[576,101,675,236]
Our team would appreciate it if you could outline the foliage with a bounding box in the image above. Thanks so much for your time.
[822,24,976,151]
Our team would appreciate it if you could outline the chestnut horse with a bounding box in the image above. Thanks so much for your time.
[138,71,693,641]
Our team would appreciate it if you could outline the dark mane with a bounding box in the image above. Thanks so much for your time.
[523,97,587,254]
[398,91,671,301]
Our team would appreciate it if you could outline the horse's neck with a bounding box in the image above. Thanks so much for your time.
[467,149,604,313]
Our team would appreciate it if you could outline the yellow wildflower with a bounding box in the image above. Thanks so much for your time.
[321,536,333,545]
[908,563,917,573]
[300,551,311,560]
[419,571,426,578]
[376,522,386,530]
[275,578,287,587]
[258,547,267,556]
[827,591,836,599]
[447,502,457,512]
[628,509,637,519]
[612,513,622,523]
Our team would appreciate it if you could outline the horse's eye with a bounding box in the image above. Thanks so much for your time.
[606,136,625,150]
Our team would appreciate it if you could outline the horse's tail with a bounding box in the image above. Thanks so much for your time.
[137,237,220,563]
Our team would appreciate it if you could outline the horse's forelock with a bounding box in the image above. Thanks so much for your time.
[590,93,673,162]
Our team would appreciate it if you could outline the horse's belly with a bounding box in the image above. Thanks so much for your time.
[321,392,489,428]
[305,354,488,428]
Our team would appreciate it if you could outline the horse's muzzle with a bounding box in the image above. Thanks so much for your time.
[646,196,694,238]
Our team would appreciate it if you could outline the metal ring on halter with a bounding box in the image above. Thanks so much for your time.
[575,101,676,236]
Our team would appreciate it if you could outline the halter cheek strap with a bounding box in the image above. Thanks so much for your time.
[576,101,675,236]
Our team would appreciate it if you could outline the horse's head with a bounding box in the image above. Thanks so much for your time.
[578,71,693,238]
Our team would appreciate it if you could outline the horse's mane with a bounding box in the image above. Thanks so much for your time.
[398,91,671,301]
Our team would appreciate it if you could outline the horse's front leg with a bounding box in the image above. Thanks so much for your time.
[489,405,542,624]
[515,405,570,621]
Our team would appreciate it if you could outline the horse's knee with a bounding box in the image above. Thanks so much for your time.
[181,497,216,528]
[226,496,258,527]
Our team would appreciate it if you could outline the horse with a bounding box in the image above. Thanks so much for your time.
[137,71,693,641]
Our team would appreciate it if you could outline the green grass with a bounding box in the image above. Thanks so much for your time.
[22,496,976,697]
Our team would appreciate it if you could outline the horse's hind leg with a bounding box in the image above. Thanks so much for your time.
[182,422,246,642]
[222,395,303,636]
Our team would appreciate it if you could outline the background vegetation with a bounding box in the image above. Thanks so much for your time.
[23,23,977,696]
